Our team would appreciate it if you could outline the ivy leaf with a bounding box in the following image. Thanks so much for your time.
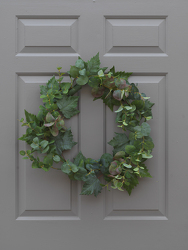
[132,100,145,110]
[88,76,101,88]
[123,174,139,195]
[109,66,115,75]
[73,151,86,166]
[53,128,77,155]
[139,165,152,178]
[74,167,88,181]
[47,76,59,90]
[100,153,113,168]
[24,110,38,124]
[108,133,129,155]
[100,89,120,111]
[76,75,89,85]
[60,82,71,94]
[81,174,102,197]
[37,109,45,121]
[114,71,132,79]
[57,95,79,119]
[87,52,100,73]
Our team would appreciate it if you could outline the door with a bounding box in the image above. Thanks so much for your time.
[0,0,188,249]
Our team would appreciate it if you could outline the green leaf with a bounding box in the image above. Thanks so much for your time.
[79,69,86,76]
[134,122,151,138]
[61,160,78,174]
[40,95,46,99]
[46,112,55,123]
[108,133,129,155]
[144,138,154,150]
[53,155,61,162]
[47,76,59,90]
[33,137,39,144]
[98,70,104,77]
[139,165,152,178]
[73,151,86,166]
[132,100,145,110]
[44,122,55,127]
[146,116,152,121]
[142,152,153,159]
[56,119,65,130]
[124,106,132,110]
[133,167,139,171]
[125,145,137,155]
[87,52,100,73]
[125,171,131,178]
[100,153,113,166]
[32,161,39,169]
[69,66,79,78]
[60,82,71,94]
[42,145,49,153]
[123,174,139,195]
[74,167,88,181]
[61,162,71,174]
[80,174,102,197]
[53,128,77,155]
[22,156,29,160]
[143,97,150,100]
[57,95,79,119]
[24,110,38,124]
[123,163,132,168]
[115,106,123,113]
[101,89,121,111]
[75,58,85,69]
[19,150,25,156]
[76,75,89,85]
[40,140,49,149]
[37,109,45,121]
[68,160,79,173]
[113,151,125,160]
[68,84,82,96]
[50,124,59,137]
[43,153,53,166]
[109,66,115,75]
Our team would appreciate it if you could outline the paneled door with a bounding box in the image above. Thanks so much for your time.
[0,0,188,249]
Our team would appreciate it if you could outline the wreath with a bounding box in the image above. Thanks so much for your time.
[19,53,154,197]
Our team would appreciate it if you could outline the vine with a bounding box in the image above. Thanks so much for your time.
[19,53,154,197]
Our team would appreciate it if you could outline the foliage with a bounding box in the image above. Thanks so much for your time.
[19,53,154,197]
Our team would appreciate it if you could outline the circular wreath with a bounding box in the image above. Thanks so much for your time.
[19,53,154,197]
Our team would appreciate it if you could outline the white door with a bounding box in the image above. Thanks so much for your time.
[0,0,188,249]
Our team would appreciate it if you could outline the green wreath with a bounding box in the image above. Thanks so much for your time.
[19,53,154,197]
